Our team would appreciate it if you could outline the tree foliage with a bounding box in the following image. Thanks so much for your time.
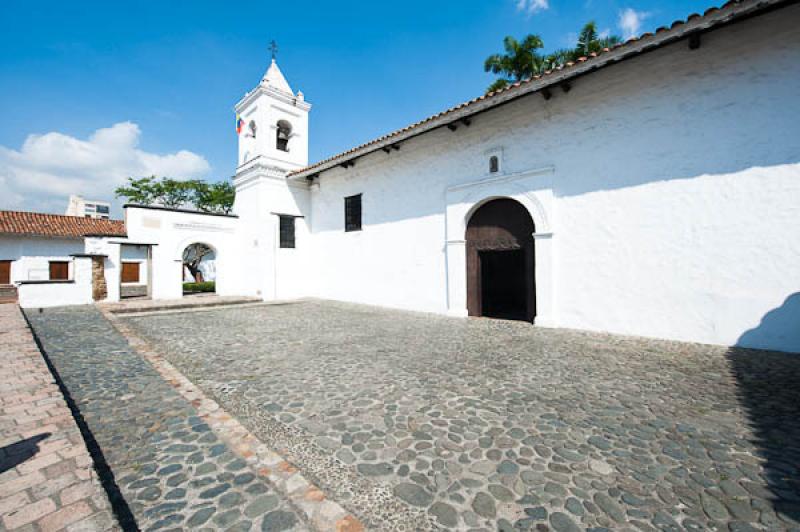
[484,22,622,93]
[115,176,235,214]
[484,35,546,91]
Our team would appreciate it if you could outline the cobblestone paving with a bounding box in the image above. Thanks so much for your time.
[122,300,800,531]
[26,306,309,532]
[0,304,117,531]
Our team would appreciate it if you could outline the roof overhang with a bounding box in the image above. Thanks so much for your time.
[288,0,792,181]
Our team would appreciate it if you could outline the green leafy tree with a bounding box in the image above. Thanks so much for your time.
[153,178,198,208]
[114,176,159,205]
[115,176,235,214]
[484,35,546,93]
[194,181,235,214]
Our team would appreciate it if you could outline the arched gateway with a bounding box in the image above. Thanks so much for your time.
[466,198,536,322]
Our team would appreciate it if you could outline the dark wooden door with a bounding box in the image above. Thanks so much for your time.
[0,261,10,284]
[121,262,140,283]
[479,249,527,320]
[466,198,536,322]
[49,261,69,281]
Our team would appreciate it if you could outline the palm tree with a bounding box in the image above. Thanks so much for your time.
[485,24,623,92]
[484,35,546,93]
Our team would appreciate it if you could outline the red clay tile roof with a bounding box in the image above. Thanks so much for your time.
[0,210,126,239]
[288,0,786,179]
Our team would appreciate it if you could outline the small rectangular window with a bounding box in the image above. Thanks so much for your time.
[96,205,110,214]
[345,194,362,232]
[49,261,69,281]
[279,215,296,248]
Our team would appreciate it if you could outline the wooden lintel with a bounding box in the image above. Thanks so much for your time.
[447,124,458,132]
[560,82,571,93]
[541,88,552,100]
[689,33,701,50]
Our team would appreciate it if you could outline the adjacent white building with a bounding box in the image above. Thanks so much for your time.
[1,0,798,354]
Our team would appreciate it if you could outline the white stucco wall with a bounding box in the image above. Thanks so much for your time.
[293,6,800,352]
[0,236,84,282]
[17,256,93,308]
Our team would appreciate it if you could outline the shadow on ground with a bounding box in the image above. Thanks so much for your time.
[729,292,800,524]
[0,433,49,473]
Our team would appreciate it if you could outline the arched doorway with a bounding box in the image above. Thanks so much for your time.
[182,242,217,296]
[466,198,535,322]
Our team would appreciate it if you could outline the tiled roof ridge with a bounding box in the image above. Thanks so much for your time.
[288,0,780,178]
[0,209,126,238]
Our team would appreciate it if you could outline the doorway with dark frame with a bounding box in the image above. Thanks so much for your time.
[466,198,536,322]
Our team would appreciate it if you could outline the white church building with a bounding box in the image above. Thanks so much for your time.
[1,0,798,353]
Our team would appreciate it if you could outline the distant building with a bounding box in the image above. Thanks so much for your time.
[65,195,111,219]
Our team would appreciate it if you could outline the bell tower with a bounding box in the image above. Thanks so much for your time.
[234,49,311,174]
[231,46,313,302]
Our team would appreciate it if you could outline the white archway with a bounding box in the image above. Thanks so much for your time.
[444,166,556,326]
[181,242,217,295]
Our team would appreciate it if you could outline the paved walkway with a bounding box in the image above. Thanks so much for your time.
[25,306,310,531]
[0,304,117,531]
[121,300,800,531]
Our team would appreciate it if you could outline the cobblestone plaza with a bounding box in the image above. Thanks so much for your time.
[113,300,800,531]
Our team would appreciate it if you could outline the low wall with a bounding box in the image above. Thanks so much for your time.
[17,256,94,308]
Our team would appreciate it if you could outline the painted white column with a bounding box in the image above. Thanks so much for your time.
[533,232,556,327]
[446,240,468,317]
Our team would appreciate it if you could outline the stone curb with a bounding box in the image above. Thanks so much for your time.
[100,305,364,532]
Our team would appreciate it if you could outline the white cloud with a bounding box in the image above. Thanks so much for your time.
[517,0,549,15]
[618,8,650,39]
[0,122,210,215]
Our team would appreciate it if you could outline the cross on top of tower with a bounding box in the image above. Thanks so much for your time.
[269,40,278,61]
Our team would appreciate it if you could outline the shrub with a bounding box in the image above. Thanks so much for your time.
[183,281,216,293]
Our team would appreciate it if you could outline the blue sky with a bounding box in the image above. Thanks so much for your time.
[0,0,717,214]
